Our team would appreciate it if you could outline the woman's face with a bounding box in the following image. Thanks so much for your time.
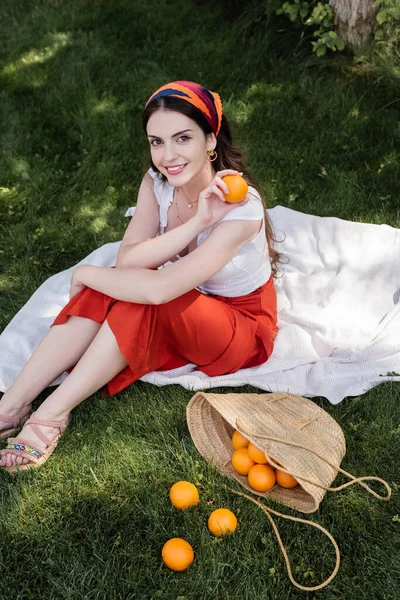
[146,109,215,185]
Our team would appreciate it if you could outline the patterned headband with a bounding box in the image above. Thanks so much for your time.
[145,80,223,136]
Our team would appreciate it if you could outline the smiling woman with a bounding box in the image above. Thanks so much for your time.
[0,80,281,473]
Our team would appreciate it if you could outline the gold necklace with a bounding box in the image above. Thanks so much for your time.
[179,187,199,209]
[174,188,184,224]
[174,188,199,225]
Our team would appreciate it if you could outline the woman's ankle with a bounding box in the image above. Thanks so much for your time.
[0,392,31,415]
[34,404,70,423]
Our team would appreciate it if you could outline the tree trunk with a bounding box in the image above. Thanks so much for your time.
[329,0,376,49]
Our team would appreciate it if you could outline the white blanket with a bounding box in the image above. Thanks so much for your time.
[1,205,399,404]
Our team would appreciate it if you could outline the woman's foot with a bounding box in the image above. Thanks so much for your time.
[0,394,33,440]
[0,411,69,471]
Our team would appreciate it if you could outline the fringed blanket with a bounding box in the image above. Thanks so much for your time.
[1,206,399,404]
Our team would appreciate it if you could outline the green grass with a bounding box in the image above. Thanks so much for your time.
[0,0,399,598]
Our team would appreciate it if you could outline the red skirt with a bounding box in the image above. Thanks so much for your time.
[51,276,279,396]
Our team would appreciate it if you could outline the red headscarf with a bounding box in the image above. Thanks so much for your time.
[145,80,223,136]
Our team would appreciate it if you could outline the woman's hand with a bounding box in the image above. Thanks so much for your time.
[69,266,87,300]
[194,169,248,229]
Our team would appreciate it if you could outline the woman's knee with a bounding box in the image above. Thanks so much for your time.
[53,315,103,333]
[67,315,102,327]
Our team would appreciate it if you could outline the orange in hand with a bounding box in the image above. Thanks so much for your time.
[222,174,248,203]
[232,430,250,450]
[248,464,276,492]
[276,469,299,489]
[162,538,194,571]
[208,508,238,536]
[169,481,199,510]
[231,447,256,475]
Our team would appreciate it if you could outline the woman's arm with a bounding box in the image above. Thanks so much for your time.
[116,173,205,270]
[71,265,160,304]
[73,217,261,305]
[117,217,205,269]
[115,174,160,268]
[116,168,244,269]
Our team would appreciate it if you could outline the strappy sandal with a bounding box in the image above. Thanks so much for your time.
[1,412,70,474]
[0,405,33,440]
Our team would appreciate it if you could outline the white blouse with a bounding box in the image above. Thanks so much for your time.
[148,168,272,297]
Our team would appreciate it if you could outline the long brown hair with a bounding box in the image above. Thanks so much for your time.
[142,96,283,278]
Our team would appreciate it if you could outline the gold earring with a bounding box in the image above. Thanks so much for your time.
[207,149,217,162]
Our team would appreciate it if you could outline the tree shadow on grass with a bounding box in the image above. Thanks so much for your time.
[0,376,398,598]
[2,0,399,301]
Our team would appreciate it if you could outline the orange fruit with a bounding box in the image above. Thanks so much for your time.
[162,538,194,571]
[247,464,276,492]
[208,508,238,536]
[222,174,249,203]
[276,469,298,489]
[247,442,268,465]
[169,481,199,510]
[232,430,250,450]
[231,447,256,475]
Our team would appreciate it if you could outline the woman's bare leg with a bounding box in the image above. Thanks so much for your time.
[0,319,128,467]
[0,316,102,423]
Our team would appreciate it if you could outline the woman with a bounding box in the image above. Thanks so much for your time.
[0,80,280,472]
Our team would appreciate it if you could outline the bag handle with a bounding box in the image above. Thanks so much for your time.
[236,419,391,500]
[226,485,340,591]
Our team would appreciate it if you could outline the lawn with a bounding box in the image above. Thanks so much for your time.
[0,1,399,598]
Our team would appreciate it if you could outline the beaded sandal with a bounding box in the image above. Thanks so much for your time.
[0,405,33,440]
[1,412,70,473]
